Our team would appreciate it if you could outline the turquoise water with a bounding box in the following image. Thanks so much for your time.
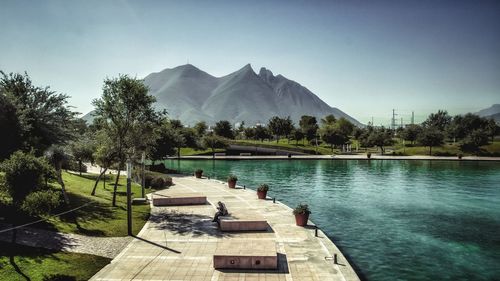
[165,160,500,281]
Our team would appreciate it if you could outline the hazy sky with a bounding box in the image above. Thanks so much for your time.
[1,0,499,125]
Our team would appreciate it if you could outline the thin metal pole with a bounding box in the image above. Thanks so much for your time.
[127,161,133,236]
[141,152,145,198]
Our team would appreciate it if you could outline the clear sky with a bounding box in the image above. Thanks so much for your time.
[1,0,499,125]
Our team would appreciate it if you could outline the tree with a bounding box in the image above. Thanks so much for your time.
[202,134,229,158]
[92,75,160,206]
[1,151,54,206]
[268,116,283,143]
[418,127,444,155]
[45,145,70,204]
[70,137,95,176]
[91,131,117,196]
[461,129,490,153]
[321,114,336,125]
[169,119,183,130]
[151,121,181,163]
[336,118,354,137]
[366,127,394,154]
[244,127,255,140]
[0,71,78,156]
[292,128,305,145]
[193,121,207,137]
[401,124,422,144]
[254,125,271,142]
[319,125,348,152]
[281,116,294,143]
[213,120,234,139]
[299,115,319,143]
[485,119,499,142]
[422,110,451,131]
[0,94,22,159]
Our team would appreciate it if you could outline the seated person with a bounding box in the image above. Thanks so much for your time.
[212,201,228,224]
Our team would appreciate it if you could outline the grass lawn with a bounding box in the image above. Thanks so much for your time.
[0,241,110,281]
[180,147,224,156]
[1,171,159,237]
[232,139,339,155]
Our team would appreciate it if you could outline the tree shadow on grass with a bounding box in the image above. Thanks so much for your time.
[148,210,231,238]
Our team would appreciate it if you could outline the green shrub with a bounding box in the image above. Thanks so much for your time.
[62,159,87,173]
[293,204,311,215]
[150,177,166,189]
[227,175,238,182]
[133,169,172,189]
[257,184,269,192]
[0,151,55,205]
[21,190,61,216]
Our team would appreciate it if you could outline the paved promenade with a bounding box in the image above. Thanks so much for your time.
[91,175,360,281]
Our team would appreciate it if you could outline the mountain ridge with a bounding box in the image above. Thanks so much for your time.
[144,64,361,126]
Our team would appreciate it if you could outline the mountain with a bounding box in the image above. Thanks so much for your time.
[143,64,361,126]
[475,104,500,118]
[81,110,96,124]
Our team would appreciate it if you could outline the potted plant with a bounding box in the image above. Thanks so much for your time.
[293,204,311,226]
[227,175,238,188]
[194,169,203,178]
[367,152,372,159]
[257,184,269,199]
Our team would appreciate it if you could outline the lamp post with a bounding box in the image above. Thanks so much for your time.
[141,152,145,198]
[126,160,133,236]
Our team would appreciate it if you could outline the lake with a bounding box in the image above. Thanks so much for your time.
[164,159,500,281]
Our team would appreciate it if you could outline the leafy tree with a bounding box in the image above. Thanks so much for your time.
[0,94,22,159]
[236,121,246,138]
[268,116,283,143]
[70,137,95,176]
[461,129,490,153]
[91,131,117,196]
[169,119,183,130]
[0,71,78,156]
[418,127,444,155]
[299,115,319,142]
[254,125,271,142]
[485,119,498,142]
[319,125,348,152]
[92,75,160,206]
[321,114,336,125]
[366,127,394,154]
[45,145,70,204]
[193,121,207,136]
[201,134,228,158]
[213,120,234,139]
[401,124,422,144]
[244,127,255,140]
[151,121,181,162]
[281,116,294,143]
[422,110,451,131]
[335,118,354,136]
[292,128,305,145]
[0,151,54,206]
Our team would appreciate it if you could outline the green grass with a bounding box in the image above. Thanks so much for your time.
[232,138,339,155]
[180,147,224,156]
[1,171,158,237]
[393,140,500,156]
[0,241,110,281]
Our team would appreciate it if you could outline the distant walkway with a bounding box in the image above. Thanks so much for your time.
[0,224,132,258]
[91,175,360,281]
[179,154,500,161]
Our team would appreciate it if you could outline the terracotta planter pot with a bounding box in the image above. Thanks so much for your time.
[257,190,267,199]
[294,213,310,226]
[228,180,237,188]
[195,171,202,178]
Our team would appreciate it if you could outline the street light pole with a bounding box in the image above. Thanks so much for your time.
[141,152,145,198]
[126,160,133,236]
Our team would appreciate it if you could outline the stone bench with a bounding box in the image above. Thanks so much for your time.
[219,214,269,231]
[152,193,207,206]
[239,152,251,156]
[213,240,277,270]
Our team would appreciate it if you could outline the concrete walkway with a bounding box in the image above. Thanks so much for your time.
[91,175,360,281]
[0,225,132,258]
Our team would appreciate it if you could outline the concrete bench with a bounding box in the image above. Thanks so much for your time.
[214,152,226,156]
[213,240,277,270]
[239,152,251,156]
[219,214,269,231]
[152,193,207,206]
